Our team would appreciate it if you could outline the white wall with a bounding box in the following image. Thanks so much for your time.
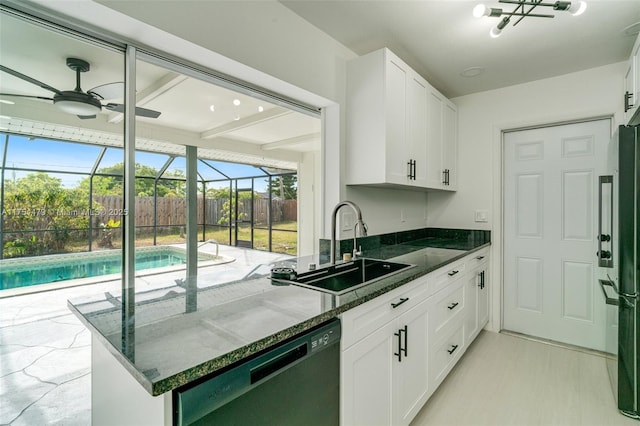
[343,186,428,237]
[429,61,626,332]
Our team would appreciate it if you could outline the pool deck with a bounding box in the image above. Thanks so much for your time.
[0,245,291,426]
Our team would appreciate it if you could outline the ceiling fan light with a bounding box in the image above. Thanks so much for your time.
[568,1,587,16]
[55,99,101,115]
[53,91,102,116]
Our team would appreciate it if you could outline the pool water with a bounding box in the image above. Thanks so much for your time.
[0,248,207,290]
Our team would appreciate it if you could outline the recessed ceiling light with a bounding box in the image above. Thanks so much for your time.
[233,99,241,106]
[460,67,485,78]
[234,114,240,121]
[209,104,215,112]
[622,22,640,37]
[258,106,264,113]
[0,99,15,105]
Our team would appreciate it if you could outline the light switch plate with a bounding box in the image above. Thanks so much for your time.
[475,210,489,223]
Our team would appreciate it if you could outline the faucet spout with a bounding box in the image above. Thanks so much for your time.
[330,200,368,264]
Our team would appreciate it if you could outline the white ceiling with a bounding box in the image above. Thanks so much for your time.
[280,0,640,98]
[0,8,321,170]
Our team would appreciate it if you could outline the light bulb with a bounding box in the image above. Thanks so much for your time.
[490,26,502,38]
[568,1,587,16]
[473,4,488,18]
[209,104,215,112]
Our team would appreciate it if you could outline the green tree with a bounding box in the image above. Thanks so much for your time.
[77,163,186,197]
[3,172,89,257]
[217,190,253,226]
[266,175,297,199]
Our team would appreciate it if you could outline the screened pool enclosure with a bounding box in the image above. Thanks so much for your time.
[0,132,299,261]
[0,5,322,292]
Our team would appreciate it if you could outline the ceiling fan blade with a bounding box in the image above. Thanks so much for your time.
[0,65,63,95]
[104,103,162,119]
[0,93,54,102]
[87,82,124,100]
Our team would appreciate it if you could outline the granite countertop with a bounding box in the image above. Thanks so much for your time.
[68,234,490,396]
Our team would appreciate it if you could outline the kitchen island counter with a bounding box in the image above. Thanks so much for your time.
[69,235,490,396]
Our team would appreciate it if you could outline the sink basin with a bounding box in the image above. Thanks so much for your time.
[272,258,414,295]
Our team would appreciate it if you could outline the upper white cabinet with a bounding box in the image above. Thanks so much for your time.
[625,33,640,125]
[425,89,458,190]
[346,48,457,191]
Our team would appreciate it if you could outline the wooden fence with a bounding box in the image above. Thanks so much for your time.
[93,196,297,227]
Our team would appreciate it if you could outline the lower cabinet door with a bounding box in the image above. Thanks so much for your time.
[464,270,479,346]
[341,321,395,426]
[430,325,464,389]
[393,299,430,426]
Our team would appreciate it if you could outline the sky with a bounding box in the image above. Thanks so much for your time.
[1,134,282,192]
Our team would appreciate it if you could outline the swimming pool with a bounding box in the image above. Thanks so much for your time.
[0,246,216,291]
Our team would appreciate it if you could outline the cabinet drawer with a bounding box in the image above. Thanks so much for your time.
[465,248,489,270]
[431,260,465,295]
[432,281,465,340]
[430,324,464,387]
[341,275,430,349]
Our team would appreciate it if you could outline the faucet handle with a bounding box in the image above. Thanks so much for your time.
[353,245,363,258]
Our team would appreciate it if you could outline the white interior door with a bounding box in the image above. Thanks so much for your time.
[503,119,610,351]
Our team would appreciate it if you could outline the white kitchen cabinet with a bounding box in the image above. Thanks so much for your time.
[341,320,395,426]
[624,32,640,125]
[464,249,490,346]
[341,274,431,426]
[425,89,458,190]
[393,298,430,425]
[341,247,491,426]
[346,47,457,191]
[341,298,430,426]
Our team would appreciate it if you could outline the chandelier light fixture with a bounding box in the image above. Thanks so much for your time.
[473,0,587,38]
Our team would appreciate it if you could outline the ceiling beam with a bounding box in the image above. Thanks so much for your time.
[107,72,188,123]
[200,107,292,139]
[260,132,321,151]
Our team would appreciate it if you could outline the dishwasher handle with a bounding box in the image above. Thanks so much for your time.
[250,343,307,384]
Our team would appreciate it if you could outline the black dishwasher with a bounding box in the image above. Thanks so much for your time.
[174,318,341,426]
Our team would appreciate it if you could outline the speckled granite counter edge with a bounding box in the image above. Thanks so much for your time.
[122,241,491,396]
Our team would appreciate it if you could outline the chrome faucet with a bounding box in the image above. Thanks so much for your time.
[330,200,368,264]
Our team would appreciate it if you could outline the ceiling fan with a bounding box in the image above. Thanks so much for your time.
[0,57,161,119]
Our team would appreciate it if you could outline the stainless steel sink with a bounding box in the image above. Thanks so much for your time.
[271,258,414,295]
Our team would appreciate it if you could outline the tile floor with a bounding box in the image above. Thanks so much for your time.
[411,331,635,426]
[0,245,290,426]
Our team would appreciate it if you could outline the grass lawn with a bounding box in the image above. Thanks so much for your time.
[63,221,298,256]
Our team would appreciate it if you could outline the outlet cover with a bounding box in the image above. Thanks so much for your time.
[475,210,489,223]
[342,211,354,231]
